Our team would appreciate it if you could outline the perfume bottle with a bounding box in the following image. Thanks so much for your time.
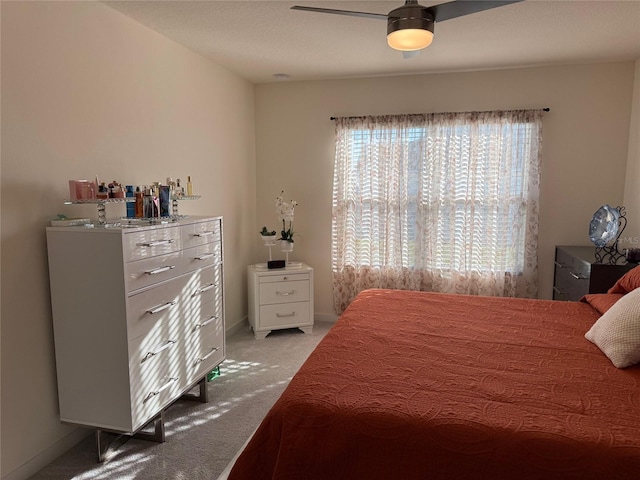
[187,176,193,196]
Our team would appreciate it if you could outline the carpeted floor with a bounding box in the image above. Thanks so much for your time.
[28,321,333,480]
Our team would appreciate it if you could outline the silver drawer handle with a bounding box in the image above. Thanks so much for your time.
[554,261,568,269]
[141,339,177,363]
[193,231,215,238]
[195,315,219,329]
[194,347,219,365]
[195,253,215,261]
[140,239,174,247]
[276,312,295,318]
[570,272,589,280]
[146,300,177,314]
[276,290,295,296]
[144,377,179,402]
[144,265,176,275]
[552,286,567,296]
[193,283,217,296]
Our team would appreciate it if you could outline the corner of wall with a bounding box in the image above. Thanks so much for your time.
[622,60,640,244]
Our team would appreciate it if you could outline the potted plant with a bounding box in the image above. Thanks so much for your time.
[279,220,295,252]
[259,226,277,245]
[275,191,298,253]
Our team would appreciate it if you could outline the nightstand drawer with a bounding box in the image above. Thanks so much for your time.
[259,302,311,329]
[259,280,309,305]
[259,273,310,284]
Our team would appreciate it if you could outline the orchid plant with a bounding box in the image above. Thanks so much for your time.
[275,191,298,243]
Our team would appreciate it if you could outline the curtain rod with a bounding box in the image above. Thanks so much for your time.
[330,108,550,120]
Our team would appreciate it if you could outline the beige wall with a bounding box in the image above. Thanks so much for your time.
[1,2,256,478]
[255,63,636,316]
[623,60,640,243]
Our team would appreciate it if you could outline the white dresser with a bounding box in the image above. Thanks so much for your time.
[247,264,314,340]
[46,216,225,445]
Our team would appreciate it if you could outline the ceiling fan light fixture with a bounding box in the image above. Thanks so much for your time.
[386,4,434,51]
[387,28,433,51]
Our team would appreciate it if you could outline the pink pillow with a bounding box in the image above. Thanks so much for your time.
[608,265,640,294]
[582,293,624,315]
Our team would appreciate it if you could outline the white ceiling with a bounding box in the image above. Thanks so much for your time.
[104,0,640,84]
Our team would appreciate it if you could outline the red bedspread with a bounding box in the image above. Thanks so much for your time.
[229,289,640,479]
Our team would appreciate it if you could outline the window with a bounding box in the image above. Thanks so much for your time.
[331,111,543,314]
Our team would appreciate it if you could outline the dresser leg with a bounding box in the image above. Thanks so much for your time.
[180,376,209,403]
[95,411,166,463]
[299,326,314,334]
[134,410,166,443]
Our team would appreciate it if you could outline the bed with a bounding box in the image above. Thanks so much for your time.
[228,270,640,479]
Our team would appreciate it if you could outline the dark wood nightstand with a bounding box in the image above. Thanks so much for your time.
[553,246,635,301]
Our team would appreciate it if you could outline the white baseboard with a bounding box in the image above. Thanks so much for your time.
[315,312,338,324]
[225,315,249,337]
[1,428,90,480]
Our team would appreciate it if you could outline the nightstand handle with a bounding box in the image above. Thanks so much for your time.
[276,312,295,318]
[554,261,568,269]
[193,231,215,238]
[195,253,215,261]
[570,272,589,280]
[276,290,295,296]
[552,286,567,296]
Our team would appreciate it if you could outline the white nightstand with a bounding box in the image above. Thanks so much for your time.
[247,263,314,340]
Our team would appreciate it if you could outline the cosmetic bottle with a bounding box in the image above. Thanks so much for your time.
[96,183,109,200]
[126,185,135,218]
[187,176,193,196]
[135,187,144,218]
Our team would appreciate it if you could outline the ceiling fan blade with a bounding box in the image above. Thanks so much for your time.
[431,0,524,23]
[290,5,387,21]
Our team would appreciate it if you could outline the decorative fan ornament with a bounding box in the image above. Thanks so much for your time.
[589,204,628,264]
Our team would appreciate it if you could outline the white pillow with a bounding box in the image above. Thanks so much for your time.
[585,287,640,368]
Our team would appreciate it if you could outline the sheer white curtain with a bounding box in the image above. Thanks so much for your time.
[331,110,543,314]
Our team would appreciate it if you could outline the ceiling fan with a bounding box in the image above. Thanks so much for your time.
[291,0,524,57]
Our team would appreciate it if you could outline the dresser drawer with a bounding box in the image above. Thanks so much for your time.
[183,265,221,308]
[259,280,309,305]
[125,251,182,293]
[553,246,635,301]
[259,301,311,329]
[124,226,181,262]
[182,330,225,389]
[188,295,224,340]
[127,275,187,341]
[181,241,222,275]
[129,320,181,389]
[131,372,181,431]
[181,220,221,250]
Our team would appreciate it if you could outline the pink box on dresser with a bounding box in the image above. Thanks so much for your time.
[68,180,96,200]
